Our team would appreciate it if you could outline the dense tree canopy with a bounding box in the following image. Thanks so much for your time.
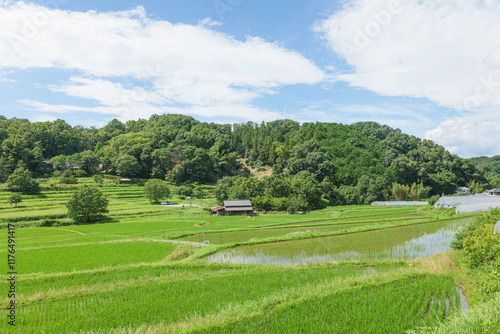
[0,115,490,208]
[469,156,500,188]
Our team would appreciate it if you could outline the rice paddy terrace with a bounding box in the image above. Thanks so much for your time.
[0,185,483,333]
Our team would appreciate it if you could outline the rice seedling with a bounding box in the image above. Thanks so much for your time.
[0,241,177,274]
[0,262,399,333]
[206,275,460,334]
[0,189,481,333]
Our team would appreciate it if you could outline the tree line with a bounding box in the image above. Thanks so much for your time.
[0,115,489,208]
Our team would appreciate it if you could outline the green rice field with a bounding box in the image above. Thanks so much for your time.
[0,184,489,333]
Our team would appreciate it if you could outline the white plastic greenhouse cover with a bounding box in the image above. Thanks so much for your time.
[371,201,428,206]
[435,195,500,211]
[494,221,500,235]
[455,202,500,214]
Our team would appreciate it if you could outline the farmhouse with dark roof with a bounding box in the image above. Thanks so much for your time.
[488,188,500,196]
[212,199,253,216]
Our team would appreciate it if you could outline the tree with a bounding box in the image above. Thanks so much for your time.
[177,185,193,197]
[391,182,409,201]
[144,179,170,204]
[7,194,22,207]
[338,185,357,205]
[78,150,100,175]
[115,154,141,177]
[7,167,40,194]
[66,186,109,223]
[321,176,339,206]
[289,171,326,210]
[171,164,186,183]
[0,156,13,183]
[50,154,68,171]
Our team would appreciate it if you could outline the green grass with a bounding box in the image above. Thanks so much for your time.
[0,241,176,274]
[0,184,484,333]
[408,293,500,334]
[206,274,460,334]
[1,262,402,333]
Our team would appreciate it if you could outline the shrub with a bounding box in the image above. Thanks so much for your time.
[455,209,500,268]
[177,185,193,197]
[38,219,59,227]
[60,170,78,184]
[74,170,87,177]
[93,175,104,184]
[427,195,440,206]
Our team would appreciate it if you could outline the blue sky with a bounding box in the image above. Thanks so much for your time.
[1,0,500,157]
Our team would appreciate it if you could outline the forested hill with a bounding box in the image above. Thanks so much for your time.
[0,114,486,204]
[468,156,500,187]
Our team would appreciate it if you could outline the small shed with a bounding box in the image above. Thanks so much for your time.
[488,188,500,196]
[212,199,253,216]
[494,221,500,235]
[120,178,132,185]
[455,187,471,195]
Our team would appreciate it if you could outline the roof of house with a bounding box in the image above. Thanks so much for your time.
[224,199,252,207]
[488,188,500,193]
[223,199,253,211]
[457,187,470,191]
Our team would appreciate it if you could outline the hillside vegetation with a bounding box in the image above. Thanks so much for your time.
[0,115,488,210]
[469,155,500,187]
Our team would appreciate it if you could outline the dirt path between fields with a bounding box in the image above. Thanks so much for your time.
[56,228,88,235]
[104,238,207,247]
[163,204,202,208]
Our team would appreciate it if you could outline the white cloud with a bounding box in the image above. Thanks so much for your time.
[315,0,500,157]
[0,2,324,121]
[314,0,500,110]
[20,98,281,123]
[425,114,500,158]
[31,113,58,123]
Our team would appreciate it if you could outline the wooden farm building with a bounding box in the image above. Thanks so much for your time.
[120,179,132,184]
[212,199,253,216]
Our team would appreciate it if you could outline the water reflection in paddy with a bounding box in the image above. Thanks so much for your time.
[206,218,473,265]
